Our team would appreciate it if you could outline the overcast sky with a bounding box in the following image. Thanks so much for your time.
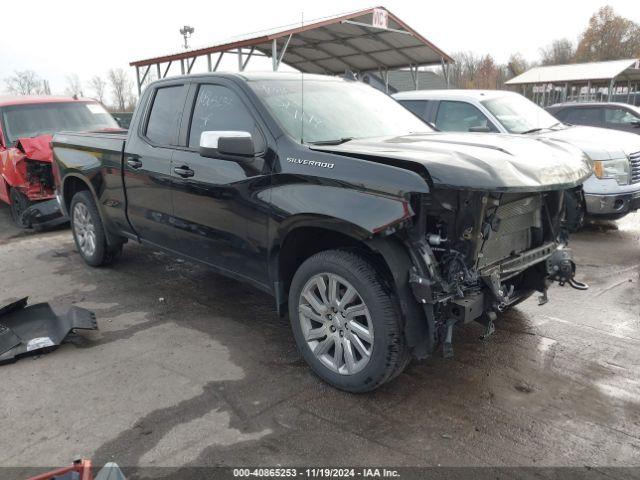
[1,0,638,96]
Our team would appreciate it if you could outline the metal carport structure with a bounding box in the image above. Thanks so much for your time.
[506,59,640,106]
[129,7,453,94]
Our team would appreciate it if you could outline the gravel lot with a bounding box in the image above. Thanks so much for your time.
[1,203,639,475]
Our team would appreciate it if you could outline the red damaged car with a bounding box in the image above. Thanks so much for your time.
[0,96,120,227]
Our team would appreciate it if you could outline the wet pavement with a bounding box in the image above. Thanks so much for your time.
[0,203,639,473]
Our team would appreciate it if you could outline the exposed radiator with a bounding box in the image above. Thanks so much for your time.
[478,195,542,269]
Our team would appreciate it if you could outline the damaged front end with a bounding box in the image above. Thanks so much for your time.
[403,187,587,358]
[2,135,66,228]
[12,135,56,200]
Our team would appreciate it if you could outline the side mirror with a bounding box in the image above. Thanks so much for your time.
[199,131,255,159]
[631,120,640,128]
[468,125,492,133]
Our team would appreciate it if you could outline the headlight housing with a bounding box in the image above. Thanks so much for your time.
[593,158,630,185]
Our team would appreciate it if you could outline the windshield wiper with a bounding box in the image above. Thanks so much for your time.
[520,127,544,134]
[521,122,566,135]
[308,137,354,146]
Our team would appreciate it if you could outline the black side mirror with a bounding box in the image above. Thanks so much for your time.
[199,131,256,160]
[469,125,492,133]
[631,120,640,128]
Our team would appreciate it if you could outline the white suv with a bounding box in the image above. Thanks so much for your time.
[394,89,640,228]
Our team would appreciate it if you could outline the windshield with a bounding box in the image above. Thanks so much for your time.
[1,101,119,145]
[482,95,561,134]
[249,78,432,143]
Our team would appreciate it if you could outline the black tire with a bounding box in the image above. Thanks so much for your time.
[9,188,32,228]
[288,250,408,393]
[564,190,585,233]
[70,191,121,267]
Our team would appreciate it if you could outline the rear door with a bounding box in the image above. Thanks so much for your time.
[169,80,271,286]
[123,82,188,248]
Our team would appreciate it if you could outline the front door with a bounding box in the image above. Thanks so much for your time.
[170,81,271,286]
[123,83,187,249]
[604,106,640,134]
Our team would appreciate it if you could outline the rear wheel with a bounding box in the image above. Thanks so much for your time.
[9,188,32,228]
[70,191,121,267]
[289,250,408,393]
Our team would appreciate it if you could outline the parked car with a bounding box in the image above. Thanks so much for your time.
[0,95,120,227]
[394,90,640,228]
[111,112,133,130]
[53,73,590,392]
[547,102,640,135]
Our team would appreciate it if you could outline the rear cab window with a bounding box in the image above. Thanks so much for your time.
[145,85,187,145]
[398,100,429,121]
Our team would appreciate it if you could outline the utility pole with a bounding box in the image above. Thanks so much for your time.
[180,26,195,49]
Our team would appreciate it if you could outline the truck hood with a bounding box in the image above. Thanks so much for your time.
[311,132,592,192]
[16,134,53,162]
[534,125,640,161]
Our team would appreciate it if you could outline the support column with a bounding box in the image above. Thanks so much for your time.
[272,39,278,71]
[238,49,243,71]
[135,66,141,95]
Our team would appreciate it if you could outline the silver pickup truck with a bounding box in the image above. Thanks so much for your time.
[394,90,640,229]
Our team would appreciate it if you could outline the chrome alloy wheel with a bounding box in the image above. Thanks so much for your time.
[299,273,374,375]
[73,203,96,257]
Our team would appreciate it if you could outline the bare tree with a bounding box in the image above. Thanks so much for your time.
[507,52,530,78]
[540,38,575,65]
[65,74,84,97]
[576,6,640,62]
[4,70,46,95]
[449,52,507,89]
[108,68,134,111]
[88,76,107,104]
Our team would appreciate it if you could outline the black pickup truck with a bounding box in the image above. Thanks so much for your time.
[53,73,591,392]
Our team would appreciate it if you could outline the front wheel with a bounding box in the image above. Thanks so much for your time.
[70,191,121,267]
[288,250,408,393]
[9,187,32,228]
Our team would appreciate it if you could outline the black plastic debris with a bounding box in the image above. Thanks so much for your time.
[20,198,68,231]
[0,297,97,364]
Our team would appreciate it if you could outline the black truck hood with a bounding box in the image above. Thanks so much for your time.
[311,132,592,192]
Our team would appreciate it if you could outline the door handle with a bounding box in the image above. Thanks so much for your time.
[173,166,195,178]
[126,158,143,169]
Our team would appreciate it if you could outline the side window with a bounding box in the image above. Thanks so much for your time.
[189,84,264,151]
[564,107,602,126]
[605,107,639,125]
[435,101,496,132]
[145,85,185,145]
[550,109,568,122]
[398,100,429,121]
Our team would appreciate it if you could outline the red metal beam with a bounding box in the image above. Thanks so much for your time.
[129,7,453,68]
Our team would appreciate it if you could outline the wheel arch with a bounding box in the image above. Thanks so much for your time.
[272,217,393,307]
[63,174,122,248]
